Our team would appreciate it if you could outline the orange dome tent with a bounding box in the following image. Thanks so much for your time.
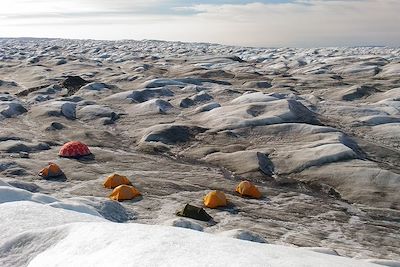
[203,190,227,209]
[109,185,141,201]
[235,180,262,199]
[103,173,132,189]
[39,163,63,178]
[59,141,91,158]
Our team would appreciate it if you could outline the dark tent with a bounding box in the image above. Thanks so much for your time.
[176,204,213,222]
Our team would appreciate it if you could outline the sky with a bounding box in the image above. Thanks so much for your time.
[0,0,399,47]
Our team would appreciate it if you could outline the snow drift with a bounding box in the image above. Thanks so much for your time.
[0,182,383,267]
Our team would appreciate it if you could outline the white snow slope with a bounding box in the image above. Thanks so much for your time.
[0,183,384,267]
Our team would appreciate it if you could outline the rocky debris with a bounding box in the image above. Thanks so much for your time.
[61,76,89,96]
[15,84,52,97]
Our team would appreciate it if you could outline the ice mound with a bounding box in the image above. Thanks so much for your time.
[0,179,10,187]
[105,87,174,103]
[242,81,272,89]
[79,82,111,92]
[0,101,27,119]
[371,123,400,141]
[0,201,104,267]
[69,197,133,223]
[369,87,400,102]
[164,218,204,231]
[77,104,119,124]
[194,102,221,113]
[272,143,357,174]
[198,99,319,131]
[376,63,400,78]
[204,149,273,177]
[142,78,230,88]
[48,201,101,217]
[31,101,77,119]
[299,160,400,209]
[300,247,339,256]
[75,82,116,98]
[127,99,174,115]
[0,185,103,218]
[355,115,400,126]
[0,140,50,153]
[330,85,379,101]
[364,259,400,267]
[218,229,267,243]
[142,78,186,88]
[230,92,279,104]
[141,124,207,144]
[0,94,16,101]
[0,80,18,89]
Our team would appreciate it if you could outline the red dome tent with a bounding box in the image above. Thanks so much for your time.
[59,141,91,158]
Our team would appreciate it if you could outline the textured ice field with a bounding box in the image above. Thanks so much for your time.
[0,38,399,265]
[0,188,388,267]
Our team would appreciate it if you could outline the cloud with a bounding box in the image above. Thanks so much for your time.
[179,0,400,46]
[0,0,399,47]
[0,0,171,15]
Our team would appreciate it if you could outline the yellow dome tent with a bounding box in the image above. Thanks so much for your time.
[39,163,63,178]
[203,190,227,209]
[109,185,141,201]
[103,174,132,189]
[235,180,262,199]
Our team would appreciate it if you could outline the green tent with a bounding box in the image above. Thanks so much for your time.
[176,204,213,222]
